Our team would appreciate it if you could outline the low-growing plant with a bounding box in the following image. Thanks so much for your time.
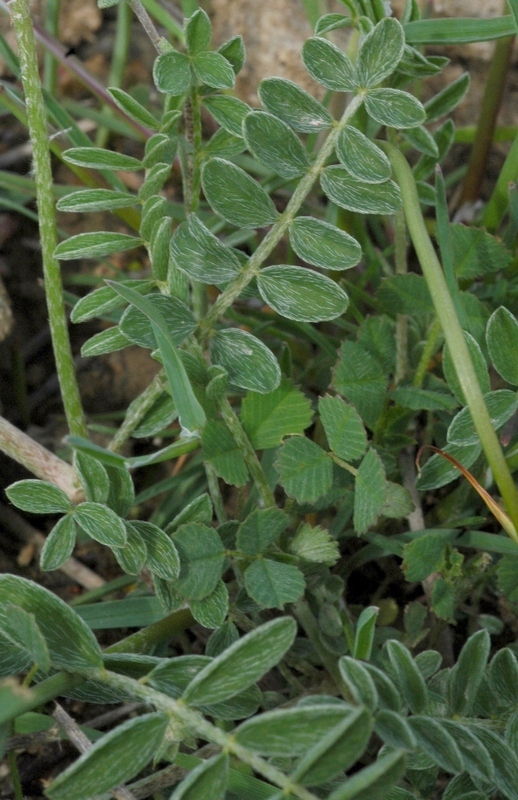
[3,0,518,798]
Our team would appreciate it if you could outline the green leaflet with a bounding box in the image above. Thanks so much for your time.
[62,146,143,171]
[129,520,180,580]
[217,35,245,74]
[321,167,402,215]
[114,525,147,575]
[408,716,463,774]
[364,89,426,129]
[243,111,309,178]
[236,507,288,555]
[244,559,306,608]
[171,215,242,284]
[70,279,155,323]
[54,232,143,261]
[209,328,281,393]
[201,157,279,227]
[416,442,482,491]
[258,77,333,133]
[170,754,229,800]
[336,126,391,184]
[451,224,512,280]
[447,390,518,446]
[302,37,357,91]
[471,726,518,800]
[487,306,518,386]
[374,709,416,750]
[319,395,368,462]
[241,378,313,450]
[107,87,161,130]
[185,8,212,55]
[40,516,77,572]
[6,480,72,514]
[191,52,235,89]
[276,437,333,503]
[46,713,169,800]
[377,273,433,316]
[171,523,226,600]
[424,73,470,123]
[356,17,405,88]
[339,658,378,712]
[202,420,249,487]
[56,189,137,213]
[332,340,387,429]
[119,293,196,349]
[202,95,250,137]
[153,50,191,94]
[290,216,362,271]
[447,629,490,716]
[74,502,127,547]
[81,327,129,357]
[353,449,386,534]
[0,605,50,674]
[257,265,349,322]
[327,750,407,800]
[182,616,296,706]
[384,640,427,714]
[190,581,229,629]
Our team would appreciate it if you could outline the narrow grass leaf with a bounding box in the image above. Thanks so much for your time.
[319,395,367,462]
[384,640,427,714]
[46,713,168,800]
[258,265,349,322]
[321,167,402,214]
[62,147,143,171]
[74,502,127,547]
[210,328,280,393]
[40,516,77,572]
[357,17,405,87]
[244,559,305,608]
[354,449,386,534]
[258,77,333,132]
[290,216,361,271]
[55,232,143,261]
[336,127,391,183]
[243,111,309,178]
[170,754,229,800]
[56,189,137,213]
[327,749,407,800]
[404,16,515,44]
[276,437,333,503]
[6,480,72,514]
[364,89,426,129]
[202,157,278,227]
[443,332,490,404]
[302,37,357,91]
[182,617,296,706]
[171,523,225,601]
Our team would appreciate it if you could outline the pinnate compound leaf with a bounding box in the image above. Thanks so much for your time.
[290,216,361,271]
[6,480,72,514]
[447,390,518,446]
[332,340,387,429]
[170,754,228,800]
[447,629,490,716]
[128,520,180,580]
[236,507,288,555]
[408,716,463,774]
[354,449,386,534]
[55,232,143,261]
[62,147,143,171]
[258,77,333,133]
[258,265,348,322]
[190,580,229,629]
[107,87,161,130]
[153,50,191,94]
[171,523,225,601]
[244,559,305,608]
[120,293,196,349]
[241,378,312,450]
[336,126,391,184]
[487,306,518,386]
[443,332,490,404]
[243,111,309,178]
[276,437,333,503]
[191,51,235,89]
[357,17,405,88]
[291,706,373,785]
[56,189,137,213]
[201,420,248,487]
[182,616,296,706]
[321,167,402,214]
[302,37,357,91]
[327,749,407,800]
[210,328,280,393]
[202,95,250,137]
[40,516,77,572]
[0,575,102,672]
[384,639,427,714]
[235,704,353,756]
[201,158,278,227]
[46,713,168,800]
[74,502,127,547]
[364,89,426,129]
[319,395,367,462]
[0,605,50,673]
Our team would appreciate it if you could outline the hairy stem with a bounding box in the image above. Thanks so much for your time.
[10,0,87,438]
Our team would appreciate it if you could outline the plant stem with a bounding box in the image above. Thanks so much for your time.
[205,462,227,523]
[9,0,87,439]
[125,0,163,52]
[0,416,81,500]
[105,607,194,655]
[8,740,23,800]
[109,372,166,451]
[412,317,442,389]
[394,207,408,385]
[383,142,518,537]
[218,398,276,508]
[198,94,364,340]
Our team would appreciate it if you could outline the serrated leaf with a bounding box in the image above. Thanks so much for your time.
[408,716,463,774]
[302,37,357,91]
[292,706,373,785]
[276,437,333,503]
[339,657,378,711]
[391,387,457,412]
[62,147,143,171]
[327,749,407,800]
[244,559,305,608]
[336,126,391,184]
[378,273,433,316]
[471,725,518,800]
[236,507,287,555]
[290,216,361,271]
[56,189,137,213]
[443,332,490,404]
[153,50,191,94]
[322,166,402,214]
[354,449,386,534]
[0,605,50,673]
[170,754,228,800]
[190,581,229,629]
[439,719,494,784]
[289,523,339,566]
[332,341,387,430]
[447,390,518,446]
[6,480,73,514]
[258,77,333,133]
[448,629,490,716]
[0,575,102,673]
[235,704,354,756]
[487,306,518,386]
[424,73,470,123]
[172,523,225,601]
[202,158,278,227]
[107,87,160,130]
[243,111,309,178]
[55,232,143,261]
[40,516,77,572]
[182,616,296,706]
[202,95,250,137]
[192,51,235,89]
[74,502,127,547]
[185,8,212,55]
[364,89,426,129]
[113,524,147,575]
[384,640,427,714]
[119,293,196,349]
[201,420,248,487]
[402,530,452,582]
[452,224,512,280]
[129,520,180,580]
[241,378,312,450]
[357,17,405,88]
[319,395,367,462]
[81,326,129,357]
[46,713,168,800]
[258,265,348,322]
[210,328,280,393]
